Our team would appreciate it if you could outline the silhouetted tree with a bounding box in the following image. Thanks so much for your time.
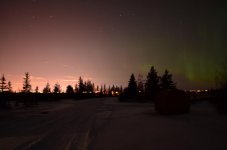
[145,66,160,98]
[114,86,121,95]
[160,69,176,90]
[92,83,95,93]
[108,85,111,95]
[0,74,7,92]
[43,82,51,93]
[75,84,79,93]
[53,82,61,93]
[100,85,103,95]
[66,85,74,94]
[35,86,39,93]
[84,81,88,92]
[120,85,123,94]
[103,84,106,94]
[137,74,144,93]
[23,72,31,93]
[86,80,93,93]
[111,85,115,94]
[78,76,85,94]
[7,81,12,92]
[96,85,99,91]
[127,74,138,96]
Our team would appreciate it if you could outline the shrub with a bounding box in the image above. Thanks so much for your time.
[155,90,190,114]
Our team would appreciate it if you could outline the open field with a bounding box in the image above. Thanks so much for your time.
[0,97,227,150]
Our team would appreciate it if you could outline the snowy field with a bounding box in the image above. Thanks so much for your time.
[91,98,227,150]
[0,98,227,150]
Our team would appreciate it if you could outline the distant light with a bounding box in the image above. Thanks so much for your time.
[197,90,201,93]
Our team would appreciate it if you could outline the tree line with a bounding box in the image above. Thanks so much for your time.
[122,66,176,101]
[0,72,123,95]
[0,72,123,108]
[120,66,191,114]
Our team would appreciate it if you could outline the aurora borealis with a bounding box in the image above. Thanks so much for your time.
[0,0,226,91]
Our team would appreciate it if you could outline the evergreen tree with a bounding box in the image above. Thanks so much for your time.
[35,86,39,93]
[23,72,31,93]
[53,82,61,93]
[103,84,106,94]
[111,85,115,93]
[145,66,160,98]
[43,82,51,93]
[108,85,111,95]
[100,85,103,95]
[160,69,176,90]
[78,76,85,94]
[66,85,74,94]
[96,85,99,91]
[84,81,88,92]
[0,74,7,92]
[115,86,120,94]
[92,83,95,93]
[86,80,93,93]
[120,85,123,94]
[137,74,144,93]
[75,84,79,93]
[127,73,138,96]
[8,81,12,92]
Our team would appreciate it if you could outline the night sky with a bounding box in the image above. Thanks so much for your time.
[0,0,226,91]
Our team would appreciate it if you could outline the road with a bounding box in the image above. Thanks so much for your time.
[0,98,114,150]
[1,98,227,150]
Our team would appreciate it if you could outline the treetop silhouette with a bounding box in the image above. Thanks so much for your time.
[127,73,138,96]
[23,72,31,93]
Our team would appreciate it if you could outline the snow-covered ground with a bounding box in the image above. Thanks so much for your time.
[0,98,226,150]
[91,99,227,150]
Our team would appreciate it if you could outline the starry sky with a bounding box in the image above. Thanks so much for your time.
[0,0,226,91]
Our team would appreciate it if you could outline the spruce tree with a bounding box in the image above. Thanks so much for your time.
[100,85,103,95]
[35,86,39,93]
[127,73,138,96]
[86,80,93,93]
[75,84,79,93]
[108,85,111,95]
[111,85,115,93]
[0,74,7,92]
[23,72,31,93]
[78,76,84,94]
[120,85,123,94]
[8,81,12,92]
[43,82,51,93]
[160,69,176,90]
[53,82,61,93]
[145,66,159,98]
[103,84,106,94]
[96,85,99,91]
[137,74,144,93]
